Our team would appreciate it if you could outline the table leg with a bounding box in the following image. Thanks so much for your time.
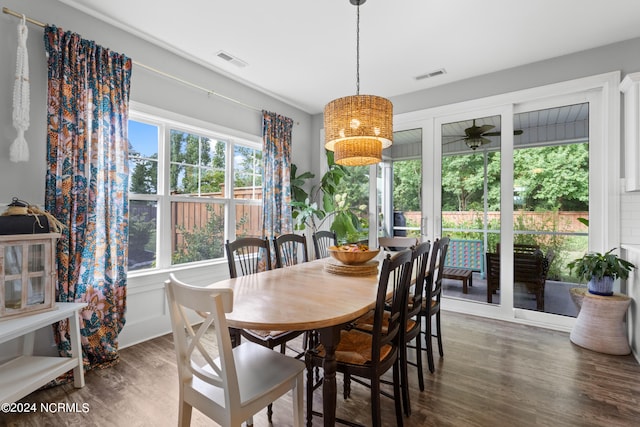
[317,325,342,427]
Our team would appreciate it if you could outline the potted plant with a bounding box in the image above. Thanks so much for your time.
[290,151,366,243]
[567,248,636,296]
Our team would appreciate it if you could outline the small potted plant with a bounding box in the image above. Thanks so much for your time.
[567,248,636,296]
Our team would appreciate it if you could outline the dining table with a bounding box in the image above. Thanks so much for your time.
[211,254,387,426]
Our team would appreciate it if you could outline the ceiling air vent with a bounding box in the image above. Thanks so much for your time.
[415,68,446,81]
[216,50,248,68]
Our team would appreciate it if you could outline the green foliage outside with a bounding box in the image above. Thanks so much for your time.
[172,205,225,264]
[393,159,421,212]
[441,144,588,212]
[437,142,590,282]
[130,128,264,265]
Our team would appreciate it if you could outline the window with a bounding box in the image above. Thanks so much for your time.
[127,111,262,272]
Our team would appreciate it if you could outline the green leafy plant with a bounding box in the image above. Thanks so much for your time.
[290,151,363,242]
[567,248,636,282]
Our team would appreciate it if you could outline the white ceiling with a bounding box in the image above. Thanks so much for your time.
[59,0,640,115]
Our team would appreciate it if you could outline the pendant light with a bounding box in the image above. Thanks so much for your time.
[324,0,393,166]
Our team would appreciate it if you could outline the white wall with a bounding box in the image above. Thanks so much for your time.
[0,0,312,356]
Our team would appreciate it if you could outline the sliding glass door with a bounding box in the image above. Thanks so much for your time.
[511,103,589,316]
[388,72,618,329]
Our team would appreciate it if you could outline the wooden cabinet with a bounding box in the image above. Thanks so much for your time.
[0,233,60,320]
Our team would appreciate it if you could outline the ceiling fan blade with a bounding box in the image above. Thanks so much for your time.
[477,124,495,133]
[482,129,524,137]
[465,124,495,137]
[443,137,467,144]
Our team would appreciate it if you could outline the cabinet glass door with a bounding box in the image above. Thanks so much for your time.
[27,244,46,306]
[4,245,23,309]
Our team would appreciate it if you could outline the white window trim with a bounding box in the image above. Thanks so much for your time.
[128,102,263,277]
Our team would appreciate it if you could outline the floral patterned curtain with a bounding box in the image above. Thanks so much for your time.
[44,25,131,371]
[261,111,293,267]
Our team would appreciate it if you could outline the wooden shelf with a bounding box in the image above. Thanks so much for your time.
[0,302,87,403]
[0,356,79,403]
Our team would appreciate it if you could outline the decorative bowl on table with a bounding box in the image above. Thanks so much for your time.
[327,244,380,265]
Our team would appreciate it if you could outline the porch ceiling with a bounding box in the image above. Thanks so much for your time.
[389,103,589,157]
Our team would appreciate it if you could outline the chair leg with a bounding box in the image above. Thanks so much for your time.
[178,399,192,427]
[436,311,444,358]
[229,327,241,347]
[293,373,304,427]
[400,340,411,416]
[305,352,314,427]
[415,322,424,391]
[267,403,273,423]
[344,373,351,399]
[371,376,382,427]
[393,361,404,427]
[425,316,435,373]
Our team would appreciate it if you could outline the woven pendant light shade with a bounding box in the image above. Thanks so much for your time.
[324,94,393,166]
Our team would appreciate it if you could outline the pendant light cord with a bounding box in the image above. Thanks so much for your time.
[356,3,360,95]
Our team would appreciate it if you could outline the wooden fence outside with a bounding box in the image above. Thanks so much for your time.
[171,187,263,252]
[403,211,588,233]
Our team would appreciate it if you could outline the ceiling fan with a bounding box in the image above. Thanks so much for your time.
[445,119,523,150]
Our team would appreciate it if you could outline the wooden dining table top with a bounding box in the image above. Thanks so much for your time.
[211,257,384,331]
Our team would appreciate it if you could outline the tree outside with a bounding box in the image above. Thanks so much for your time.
[436,142,589,281]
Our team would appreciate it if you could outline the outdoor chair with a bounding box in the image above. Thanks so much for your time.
[378,236,418,252]
[486,247,555,311]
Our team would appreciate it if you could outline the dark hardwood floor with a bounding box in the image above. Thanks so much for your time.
[2,311,640,427]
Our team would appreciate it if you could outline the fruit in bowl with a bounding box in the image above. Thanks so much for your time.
[327,243,380,265]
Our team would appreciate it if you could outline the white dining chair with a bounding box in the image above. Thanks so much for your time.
[165,274,305,427]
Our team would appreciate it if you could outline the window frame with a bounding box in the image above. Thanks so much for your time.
[127,103,262,275]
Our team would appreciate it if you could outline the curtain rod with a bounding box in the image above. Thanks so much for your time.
[2,6,262,113]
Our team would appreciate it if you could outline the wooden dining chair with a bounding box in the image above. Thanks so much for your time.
[312,230,337,259]
[224,237,305,423]
[273,233,309,268]
[225,237,272,278]
[305,250,413,427]
[352,241,431,416]
[273,233,314,359]
[420,236,449,373]
[378,236,418,252]
[400,240,431,415]
[165,274,305,427]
